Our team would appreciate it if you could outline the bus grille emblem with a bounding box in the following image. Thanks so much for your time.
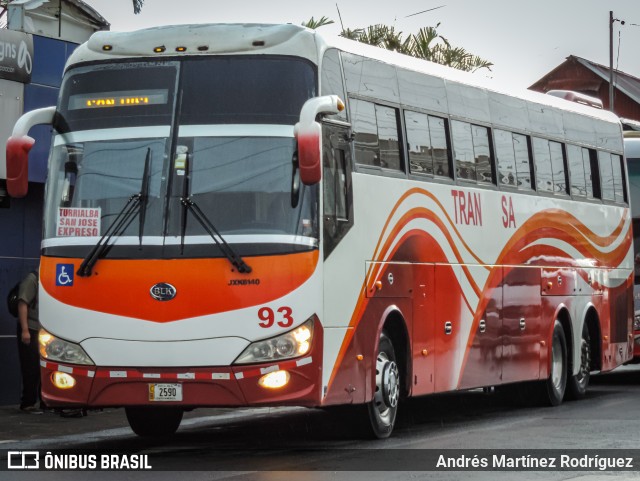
[150,283,177,301]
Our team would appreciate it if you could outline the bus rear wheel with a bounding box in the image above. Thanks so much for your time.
[366,332,400,438]
[566,323,591,400]
[125,406,183,437]
[539,320,567,406]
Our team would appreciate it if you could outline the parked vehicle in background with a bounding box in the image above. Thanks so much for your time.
[5,23,634,438]
[624,128,640,359]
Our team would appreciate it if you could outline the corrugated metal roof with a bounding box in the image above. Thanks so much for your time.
[573,55,640,105]
[9,0,109,29]
[65,0,109,29]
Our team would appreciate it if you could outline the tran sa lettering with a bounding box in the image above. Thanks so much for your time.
[451,190,482,226]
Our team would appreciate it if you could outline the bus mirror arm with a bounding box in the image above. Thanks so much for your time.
[6,106,56,198]
[294,95,345,186]
[290,150,300,208]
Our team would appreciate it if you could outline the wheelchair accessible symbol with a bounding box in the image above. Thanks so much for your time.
[56,264,74,286]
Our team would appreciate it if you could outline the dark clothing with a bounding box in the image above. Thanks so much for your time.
[17,324,41,408]
[16,271,41,409]
[17,272,39,331]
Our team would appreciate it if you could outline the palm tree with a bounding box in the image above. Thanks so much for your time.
[132,0,144,14]
[302,16,334,29]
[305,16,492,73]
[411,25,449,63]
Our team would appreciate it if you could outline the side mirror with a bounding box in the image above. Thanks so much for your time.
[294,95,345,185]
[6,136,35,198]
[5,106,56,198]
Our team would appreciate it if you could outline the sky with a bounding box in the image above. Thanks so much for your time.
[82,0,640,93]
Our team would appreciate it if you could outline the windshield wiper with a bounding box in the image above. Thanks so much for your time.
[180,198,252,274]
[76,193,141,277]
[77,150,152,277]
[177,148,251,274]
[179,147,190,255]
[138,148,152,247]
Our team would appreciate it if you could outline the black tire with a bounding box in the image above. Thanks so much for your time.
[125,406,183,437]
[539,320,568,406]
[566,323,591,400]
[366,332,400,439]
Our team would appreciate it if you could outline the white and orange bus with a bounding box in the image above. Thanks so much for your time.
[5,24,633,438]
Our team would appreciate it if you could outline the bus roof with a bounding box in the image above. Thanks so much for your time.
[67,23,621,129]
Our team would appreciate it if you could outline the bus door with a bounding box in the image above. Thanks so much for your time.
[411,264,435,396]
[321,122,353,258]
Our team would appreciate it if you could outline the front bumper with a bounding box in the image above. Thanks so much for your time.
[41,354,322,408]
[40,322,324,409]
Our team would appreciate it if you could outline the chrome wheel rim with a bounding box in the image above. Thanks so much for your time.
[374,351,400,422]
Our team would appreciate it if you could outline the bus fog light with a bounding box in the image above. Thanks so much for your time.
[52,371,76,389]
[258,370,290,389]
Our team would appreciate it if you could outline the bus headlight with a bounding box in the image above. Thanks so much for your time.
[39,329,94,366]
[234,318,314,365]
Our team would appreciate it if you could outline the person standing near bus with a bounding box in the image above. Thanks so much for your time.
[16,270,42,413]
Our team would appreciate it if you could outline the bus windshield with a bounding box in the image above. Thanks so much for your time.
[43,57,318,258]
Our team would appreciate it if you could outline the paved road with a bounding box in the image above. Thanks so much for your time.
[3,365,640,480]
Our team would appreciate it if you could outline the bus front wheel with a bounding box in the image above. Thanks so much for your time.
[125,406,183,437]
[366,332,400,438]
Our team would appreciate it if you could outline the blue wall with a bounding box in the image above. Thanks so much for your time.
[0,34,77,406]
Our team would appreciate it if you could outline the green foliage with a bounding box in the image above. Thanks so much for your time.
[306,16,492,73]
[133,0,145,15]
[302,16,335,29]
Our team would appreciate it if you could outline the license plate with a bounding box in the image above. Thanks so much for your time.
[149,383,182,402]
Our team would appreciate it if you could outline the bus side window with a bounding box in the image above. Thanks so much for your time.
[533,138,553,193]
[599,151,615,201]
[429,116,451,178]
[405,110,433,175]
[567,144,586,197]
[549,141,567,195]
[587,148,601,200]
[611,154,626,203]
[452,121,476,181]
[405,111,451,179]
[352,99,379,167]
[494,129,517,187]
[452,120,493,184]
[351,98,404,173]
[375,104,403,171]
[514,133,533,191]
[471,124,492,184]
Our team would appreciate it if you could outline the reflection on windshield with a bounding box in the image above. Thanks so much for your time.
[43,57,319,258]
[170,135,317,239]
[44,138,167,242]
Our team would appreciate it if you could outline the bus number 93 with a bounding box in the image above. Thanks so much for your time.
[258,306,294,328]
